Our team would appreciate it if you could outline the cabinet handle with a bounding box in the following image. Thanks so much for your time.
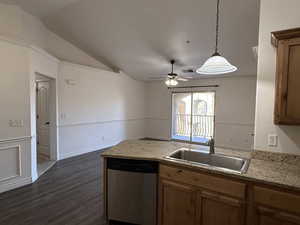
[176,169,183,173]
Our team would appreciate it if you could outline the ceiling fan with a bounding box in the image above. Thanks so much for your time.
[150,60,192,86]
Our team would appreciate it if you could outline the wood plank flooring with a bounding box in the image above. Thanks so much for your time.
[0,150,107,225]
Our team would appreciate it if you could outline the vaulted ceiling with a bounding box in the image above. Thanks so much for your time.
[2,0,260,80]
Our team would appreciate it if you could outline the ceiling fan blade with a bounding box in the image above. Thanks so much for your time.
[180,75,193,79]
[182,69,195,73]
[148,76,166,80]
[177,78,189,81]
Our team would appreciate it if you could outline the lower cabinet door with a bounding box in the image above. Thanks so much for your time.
[160,179,197,225]
[256,206,300,225]
[199,191,245,225]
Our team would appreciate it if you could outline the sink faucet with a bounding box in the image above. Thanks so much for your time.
[208,138,215,154]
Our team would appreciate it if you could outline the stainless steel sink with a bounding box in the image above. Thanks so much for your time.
[165,148,250,174]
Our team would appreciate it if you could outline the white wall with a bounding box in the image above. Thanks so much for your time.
[0,38,146,192]
[0,3,111,71]
[0,3,139,193]
[58,62,146,159]
[146,76,257,151]
[254,0,300,155]
[0,40,32,193]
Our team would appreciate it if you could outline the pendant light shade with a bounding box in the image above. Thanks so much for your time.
[165,78,178,86]
[196,54,237,75]
[197,0,237,75]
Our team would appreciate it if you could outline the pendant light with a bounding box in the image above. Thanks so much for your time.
[196,0,237,75]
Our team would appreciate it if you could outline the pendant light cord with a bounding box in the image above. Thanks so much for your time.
[214,0,220,55]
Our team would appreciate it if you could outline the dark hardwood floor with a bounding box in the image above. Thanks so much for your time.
[0,150,107,225]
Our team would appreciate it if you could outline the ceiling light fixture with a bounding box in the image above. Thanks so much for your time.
[196,0,237,75]
[164,60,188,87]
[165,78,178,86]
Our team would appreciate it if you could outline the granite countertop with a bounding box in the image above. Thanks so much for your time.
[101,140,300,191]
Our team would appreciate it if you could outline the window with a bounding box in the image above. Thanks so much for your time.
[172,92,215,144]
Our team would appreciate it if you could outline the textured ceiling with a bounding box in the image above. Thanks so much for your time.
[1,0,82,18]
[2,0,260,80]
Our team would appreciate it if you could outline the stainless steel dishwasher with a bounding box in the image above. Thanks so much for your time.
[107,158,158,225]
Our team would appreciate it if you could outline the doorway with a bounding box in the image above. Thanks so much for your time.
[35,74,56,176]
[171,92,215,144]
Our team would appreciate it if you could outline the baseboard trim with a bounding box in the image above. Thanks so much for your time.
[38,152,50,161]
[59,144,115,160]
[143,137,171,141]
[0,177,32,194]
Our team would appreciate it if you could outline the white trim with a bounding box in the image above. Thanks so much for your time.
[0,35,29,48]
[58,118,146,128]
[144,137,171,141]
[145,118,254,127]
[145,117,169,121]
[0,145,22,182]
[0,177,32,194]
[0,35,59,63]
[215,122,255,126]
[59,144,113,160]
[29,45,60,63]
[0,136,32,144]
[146,74,257,82]
[60,61,114,74]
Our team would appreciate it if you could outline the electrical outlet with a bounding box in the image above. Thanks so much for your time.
[268,134,278,147]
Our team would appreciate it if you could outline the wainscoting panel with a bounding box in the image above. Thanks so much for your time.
[0,145,21,182]
[58,119,146,160]
[0,137,32,193]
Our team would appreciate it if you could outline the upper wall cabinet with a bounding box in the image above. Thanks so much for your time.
[272,28,300,125]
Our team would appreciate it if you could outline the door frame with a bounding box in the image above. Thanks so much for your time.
[36,78,52,161]
[30,72,59,181]
[170,90,216,145]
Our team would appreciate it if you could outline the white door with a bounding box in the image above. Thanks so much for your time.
[36,81,50,159]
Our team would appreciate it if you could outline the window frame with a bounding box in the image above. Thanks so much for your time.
[170,90,216,145]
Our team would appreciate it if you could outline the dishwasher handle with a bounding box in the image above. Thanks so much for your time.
[107,158,158,173]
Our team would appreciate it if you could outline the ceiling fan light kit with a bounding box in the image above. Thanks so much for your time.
[165,78,178,86]
[197,0,237,75]
[164,60,187,86]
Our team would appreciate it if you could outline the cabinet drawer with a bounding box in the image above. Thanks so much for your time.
[254,186,300,215]
[160,164,246,199]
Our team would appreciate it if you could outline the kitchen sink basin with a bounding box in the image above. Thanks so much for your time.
[165,148,250,174]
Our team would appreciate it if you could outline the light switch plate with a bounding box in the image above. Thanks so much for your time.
[268,134,278,147]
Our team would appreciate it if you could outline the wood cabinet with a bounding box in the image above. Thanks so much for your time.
[272,27,300,125]
[159,164,246,225]
[253,186,300,225]
[159,179,197,225]
[255,206,300,225]
[198,191,245,225]
[159,164,300,225]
